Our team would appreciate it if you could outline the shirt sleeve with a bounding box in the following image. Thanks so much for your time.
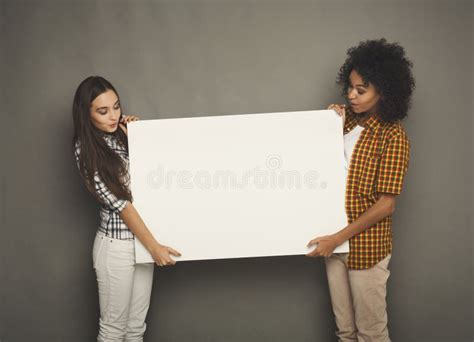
[74,142,128,213]
[376,132,410,195]
[92,172,128,213]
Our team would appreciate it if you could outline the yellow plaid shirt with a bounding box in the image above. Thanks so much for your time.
[344,109,410,269]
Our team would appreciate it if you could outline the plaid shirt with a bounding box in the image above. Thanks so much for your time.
[344,109,410,269]
[74,134,134,240]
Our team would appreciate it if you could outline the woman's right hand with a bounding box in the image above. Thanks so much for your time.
[150,243,182,266]
[328,103,346,127]
[119,114,140,136]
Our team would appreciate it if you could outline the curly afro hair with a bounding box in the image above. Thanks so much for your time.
[336,38,415,123]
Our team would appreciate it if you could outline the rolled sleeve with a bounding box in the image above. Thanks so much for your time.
[75,142,128,213]
[93,172,128,213]
[376,132,410,195]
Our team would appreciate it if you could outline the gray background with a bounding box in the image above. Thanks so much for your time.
[1,0,472,341]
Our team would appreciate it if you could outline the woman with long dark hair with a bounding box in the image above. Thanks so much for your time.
[307,39,414,341]
[72,76,181,341]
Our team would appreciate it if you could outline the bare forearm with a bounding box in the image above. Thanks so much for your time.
[334,195,396,245]
[119,201,161,251]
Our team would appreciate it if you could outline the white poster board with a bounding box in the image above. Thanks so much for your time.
[128,110,348,263]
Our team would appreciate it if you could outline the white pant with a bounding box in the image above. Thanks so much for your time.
[93,231,154,342]
[325,253,391,342]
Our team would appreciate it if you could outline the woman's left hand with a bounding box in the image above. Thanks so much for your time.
[306,234,340,257]
[119,114,140,135]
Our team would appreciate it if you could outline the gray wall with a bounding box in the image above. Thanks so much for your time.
[1,0,472,341]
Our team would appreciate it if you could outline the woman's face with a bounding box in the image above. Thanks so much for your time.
[90,89,121,133]
[347,69,381,115]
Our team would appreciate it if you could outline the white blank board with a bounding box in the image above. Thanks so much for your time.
[128,110,349,263]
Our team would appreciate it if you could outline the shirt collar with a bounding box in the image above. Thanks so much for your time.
[365,113,383,132]
[344,111,383,134]
[101,132,114,141]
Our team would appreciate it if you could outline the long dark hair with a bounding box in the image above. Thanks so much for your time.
[72,76,132,204]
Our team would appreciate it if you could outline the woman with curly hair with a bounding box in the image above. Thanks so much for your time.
[307,38,415,341]
[72,76,181,341]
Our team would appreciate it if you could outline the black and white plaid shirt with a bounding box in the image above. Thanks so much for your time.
[74,133,134,240]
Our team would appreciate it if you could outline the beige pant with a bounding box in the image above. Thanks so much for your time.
[324,253,391,342]
[93,231,154,342]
